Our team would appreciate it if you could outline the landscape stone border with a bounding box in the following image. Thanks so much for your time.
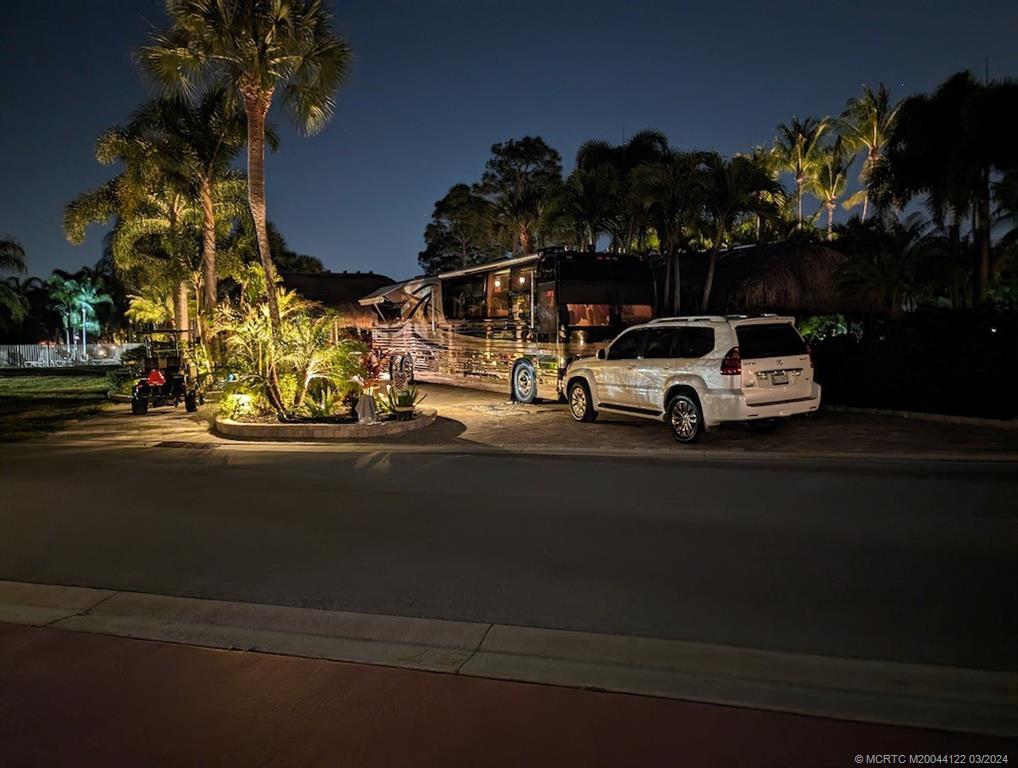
[215,407,437,440]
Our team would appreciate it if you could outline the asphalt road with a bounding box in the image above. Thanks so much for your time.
[1,441,1014,672]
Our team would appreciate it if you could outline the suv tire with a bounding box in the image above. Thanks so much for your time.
[131,397,148,416]
[185,392,198,413]
[568,380,597,422]
[667,393,703,444]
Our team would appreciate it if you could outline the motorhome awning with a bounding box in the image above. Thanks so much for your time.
[359,281,412,306]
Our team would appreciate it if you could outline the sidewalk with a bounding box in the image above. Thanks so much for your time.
[1,622,1011,768]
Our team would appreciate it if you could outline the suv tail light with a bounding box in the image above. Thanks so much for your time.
[720,346,741,376]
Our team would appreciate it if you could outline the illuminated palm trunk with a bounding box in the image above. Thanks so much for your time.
[199,177,217,313]
[242,83,281,333]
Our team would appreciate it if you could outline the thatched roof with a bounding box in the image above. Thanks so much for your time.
[677,241,864,315]
[281,271,395,328]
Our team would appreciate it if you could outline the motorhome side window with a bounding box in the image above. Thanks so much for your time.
[443,275,486,320]
[487,270,510,318]
[509,266,534,324]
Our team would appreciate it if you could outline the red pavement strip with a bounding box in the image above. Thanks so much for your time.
[0,623,1012,768]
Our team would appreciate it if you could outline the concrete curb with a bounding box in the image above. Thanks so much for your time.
[215,408,437,440]
[0,580,1014,737]
[822,404,1018,430]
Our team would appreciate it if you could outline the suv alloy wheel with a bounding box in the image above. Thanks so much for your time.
[667,393,703,443]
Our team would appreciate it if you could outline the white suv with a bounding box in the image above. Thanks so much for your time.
[563,316,821,443]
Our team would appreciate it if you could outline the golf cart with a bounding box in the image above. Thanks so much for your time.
[130,330,204,416]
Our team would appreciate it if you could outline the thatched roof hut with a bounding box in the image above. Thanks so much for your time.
[281,271,395,328]
[673,241,867,316]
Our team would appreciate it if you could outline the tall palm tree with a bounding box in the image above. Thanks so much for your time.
[699,154,784,310]
[72,278,114,348]
[810,138,854,238]
[839,84,900,221]
[139,0,352,333]
[773,116,829,229]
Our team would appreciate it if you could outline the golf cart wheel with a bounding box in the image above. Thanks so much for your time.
[131,397,148,416]
[568,379,597,422]
[511,360,537,404]
[667,393,703,444]
[184,392,198,413]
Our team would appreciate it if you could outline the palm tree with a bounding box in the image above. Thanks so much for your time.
[47,275,79,347]
[810,138,854,238]
[576,129,669,250]
[139,0,352,333]
[773,116,829,229]
[699,154,784,310]
[0,238,28,326]
[839,84,901,221]
[124,91,271,312]
[552,166,620,250]
[631,151,707,312]
[72,278,114,348]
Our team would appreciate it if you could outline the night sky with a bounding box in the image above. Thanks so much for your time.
[2,0,1017,282]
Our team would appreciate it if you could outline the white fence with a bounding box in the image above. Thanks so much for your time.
[0,343,143,368]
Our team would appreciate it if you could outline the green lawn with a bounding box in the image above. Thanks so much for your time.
[0,375,111,441]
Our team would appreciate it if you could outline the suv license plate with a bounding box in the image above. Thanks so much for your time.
[771,372,789,386]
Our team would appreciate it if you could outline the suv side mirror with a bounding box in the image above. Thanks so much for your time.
[597,349,607,360]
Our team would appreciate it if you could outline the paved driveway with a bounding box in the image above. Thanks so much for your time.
[50,383,1018,460]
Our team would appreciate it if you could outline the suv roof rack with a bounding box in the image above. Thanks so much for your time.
[648,315,727,324]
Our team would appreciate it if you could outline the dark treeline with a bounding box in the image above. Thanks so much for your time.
[419,73,1018,315]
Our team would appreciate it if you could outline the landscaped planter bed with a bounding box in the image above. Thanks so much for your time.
[215,407,437,440]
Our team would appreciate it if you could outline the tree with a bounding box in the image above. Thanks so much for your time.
[419,184,499,274]
[774,116,829,229]
[47,275,80,347]
[550,166,620,251]
[885,72,1018,305]
[475,136,562,254]
[575,129,669,250]
[839,84,901,221]
[631,151,707,312]
[72,277,114,347]
[699,154,784,309]
[0,238,28,326]
[836,213,946,314]
[125,91,271,311]
[140,0,352,333]
[810,138,854,238]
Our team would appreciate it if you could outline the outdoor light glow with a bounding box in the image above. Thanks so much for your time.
[494,279,501,288]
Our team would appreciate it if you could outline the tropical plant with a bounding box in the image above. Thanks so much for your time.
[839,84,901,221]
[122,91,272,311]
[214,265,364,416]
[378,383,426,420]
[884,72,1018,305]
[47,275,80,346]
[810,138,854,238]
[0,238,29,326]
[139,0,353,333]
[72,277,114,347]
[551,166,620,251]
[773,116,829,229]
[631,151,707,312]
[836,213,946,314]
[698,153,784,309]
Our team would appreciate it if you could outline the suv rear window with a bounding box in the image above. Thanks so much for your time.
[735,323,806,359]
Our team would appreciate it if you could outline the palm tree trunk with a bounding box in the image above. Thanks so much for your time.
[242,85,281,333]
[701,224,724,311]
[199,176,218,313]
[861,195,869,222]
[795,176,803,230]
[826,203,835,239]
[973,167,991,306]
[174,281,190,342]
